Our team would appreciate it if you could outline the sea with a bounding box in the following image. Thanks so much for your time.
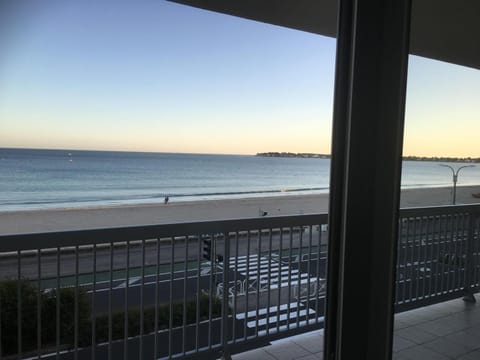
[1,148,479,212]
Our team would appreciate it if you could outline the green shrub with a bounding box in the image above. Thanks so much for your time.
[1,279,223,356]
[92,293,223,343]
[0,279,38,355]
[0,280,90,356]
[42,287,91,346]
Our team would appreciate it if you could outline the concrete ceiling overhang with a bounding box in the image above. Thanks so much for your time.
[169,0,480,70]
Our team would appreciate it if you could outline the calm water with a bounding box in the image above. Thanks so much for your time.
[1,148,479,211]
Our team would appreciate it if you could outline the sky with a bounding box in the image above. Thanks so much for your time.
[0,0,479,157]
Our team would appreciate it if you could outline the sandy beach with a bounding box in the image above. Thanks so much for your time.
[1,185,480,235]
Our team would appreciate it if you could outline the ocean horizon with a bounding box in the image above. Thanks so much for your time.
[1,148,479,212]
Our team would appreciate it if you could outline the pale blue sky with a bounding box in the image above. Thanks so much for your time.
[1,0,479,156]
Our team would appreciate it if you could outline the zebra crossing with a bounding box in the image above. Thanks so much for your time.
[229,254,320,333]
[229,254,314,290]
[235,302,319,335]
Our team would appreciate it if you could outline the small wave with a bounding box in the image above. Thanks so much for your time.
[0,187,329,210]
[165,187,328,198]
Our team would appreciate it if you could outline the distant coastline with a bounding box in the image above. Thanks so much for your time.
[256,152,330,159]
[256,152,480,163]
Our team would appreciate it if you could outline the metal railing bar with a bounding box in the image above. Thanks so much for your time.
[74,246,79,360]
[244,230,251,341]
[431,215,437,296]
[425,216,435,297]
[440,215,447,294]
[195,236,201,352]
[420,216,426,299]
[287,227,294,331]
[397,219,405,304]
[208,234,214,350]
[91,244,97,360]
[461,214,467,290]
[0,214,329,252]
[446,214,454,292]
[232,231,239,343]
[410,218,420,299]
[266,228,273,336]
[451,214,458,291]
[476,214,480,287]
[400,204,480,217]
[182,235,188,355]
[0,274,2,359]
[456,215,462,291]
[306,226,313,324]
[221,233,230,355]
[433,215,440,296]
[17,250,22,360]
[108,242,113,360]
[255,229,261,337]
[474,216,480,287]
[37,249,42,359]
[414,218,420,300]
[407,217,413,302]
[56,247,60,360]
[139,239,145,360]
[277,229,283,332]
[123,241,129,360]
[296,227,303,329]
[458,214,466,289]
[315,226,322,324]
[169,237,175,358]
[154,238,160,359]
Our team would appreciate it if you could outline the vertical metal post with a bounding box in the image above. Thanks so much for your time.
[463,212,477,302]
[154,238,160,358]
[56,248,60,360]
[266,229,273,334]
[232,232,239,342]
[123,242,129,360]
[74,246,79,360]
[244,231,251,340]
[255,230,261,336]
[139,240,145,360]
[17,251,22,359]
[325,0,411,359]
[195,236,201,352]
[108,243,113,360]
[37,249,42,359]
[182,235,188,355]
[169,237,175,357]
[277,230,284,332]
[0,274,2,359]
[315,226,322,324]
[92,244,97,360]
[221,232,231,359]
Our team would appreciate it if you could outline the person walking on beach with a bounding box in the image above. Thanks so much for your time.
[164,196,169,204]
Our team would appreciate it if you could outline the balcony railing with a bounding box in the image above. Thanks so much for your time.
[0,205,479,359]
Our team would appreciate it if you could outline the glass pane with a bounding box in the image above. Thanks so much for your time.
[0,1,335,359]
[393,55,480,359]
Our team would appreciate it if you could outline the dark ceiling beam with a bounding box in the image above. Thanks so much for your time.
[169,0,338,38]
[169,0,480,70]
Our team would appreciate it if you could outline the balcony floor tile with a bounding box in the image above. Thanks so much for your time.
[232,297,480,360]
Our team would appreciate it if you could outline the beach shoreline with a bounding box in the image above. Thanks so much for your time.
[1,185,480,235]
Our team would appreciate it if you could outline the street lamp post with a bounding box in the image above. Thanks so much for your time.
[439,164,475,205]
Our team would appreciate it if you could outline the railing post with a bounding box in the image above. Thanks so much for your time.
[463,212,476,303]
[220,233,232,360]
